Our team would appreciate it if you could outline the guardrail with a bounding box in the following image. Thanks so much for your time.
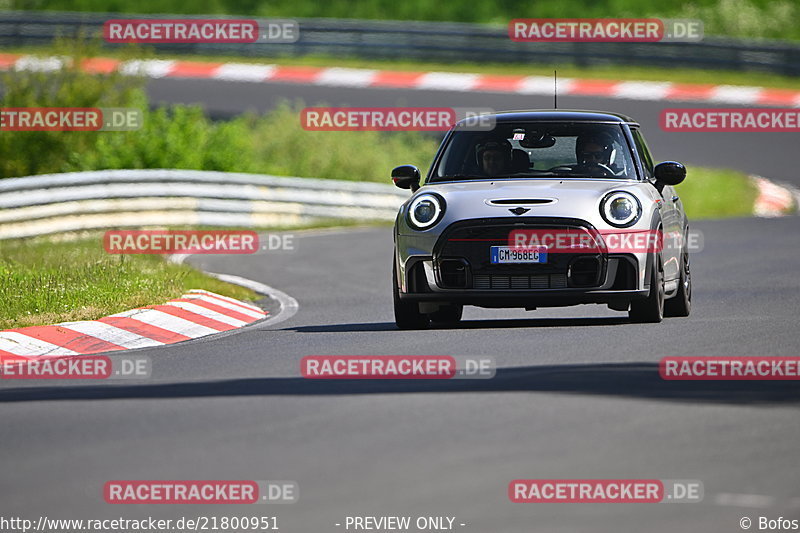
[0,169,407,239]
[1,11,799,76]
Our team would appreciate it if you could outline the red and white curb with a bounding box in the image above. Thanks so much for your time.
[751,176,797,217]
[2,53,799,106]
[0,289,267,362]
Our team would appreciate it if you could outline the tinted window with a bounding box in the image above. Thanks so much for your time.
[431,122,636,182]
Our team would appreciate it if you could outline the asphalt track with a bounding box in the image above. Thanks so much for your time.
[1,77,799,533]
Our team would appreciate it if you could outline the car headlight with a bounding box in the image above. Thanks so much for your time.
[600,191,641,227]
[407,193,445,230]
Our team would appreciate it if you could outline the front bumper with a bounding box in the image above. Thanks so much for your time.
[396,217,650,308]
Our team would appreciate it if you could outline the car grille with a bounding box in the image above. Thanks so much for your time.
[473,274,568,290]
[434,217,604,291]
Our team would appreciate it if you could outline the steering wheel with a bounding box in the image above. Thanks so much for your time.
[547,164,615,177]
[573,163,616,177]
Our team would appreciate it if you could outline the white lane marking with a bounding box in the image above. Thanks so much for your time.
[59,321,162,350]
[186,290,266,315]
[184,294,265,319]
[164,301,248,327]
[207,272,299,327]
[14,55,65,72]
[613,81,672,100]
[120,60,177,78]
[111,308,219,338]
[416,72,479,91]
[517,75,574,95]
[752,175,795,217]
[212,63,277,82]
[0,332,79,356]
[170,238,302,328]
[167,254,296,326]
[315,67,378,87]
[709,85,763,104]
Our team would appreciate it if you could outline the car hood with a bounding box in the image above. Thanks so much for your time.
[423,177,637,197]
[396,178,660,235]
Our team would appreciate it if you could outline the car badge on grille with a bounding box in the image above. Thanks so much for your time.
[509,207,530,215]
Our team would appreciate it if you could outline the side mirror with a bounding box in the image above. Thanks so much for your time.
[654,161,686,186]
[391,165,421,191]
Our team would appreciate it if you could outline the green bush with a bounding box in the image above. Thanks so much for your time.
[0,38,440,182]
[76,106,255,171]
[678,0,799,40]
[0,36,147,178]
[246,103,439,180]
[69,101,440,181]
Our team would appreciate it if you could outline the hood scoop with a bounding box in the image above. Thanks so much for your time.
[487,198,555,206]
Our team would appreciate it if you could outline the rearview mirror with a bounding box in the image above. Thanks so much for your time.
[518,130,557,149]
[654,161,686,186]
[391,165,421,191]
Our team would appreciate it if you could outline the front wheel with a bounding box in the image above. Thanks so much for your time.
[664,246,691,317]
[393,260,429,330]
[629,253,664,323]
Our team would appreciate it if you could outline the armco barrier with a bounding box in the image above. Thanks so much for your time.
[0,11,799,76]
[0,170,407,239]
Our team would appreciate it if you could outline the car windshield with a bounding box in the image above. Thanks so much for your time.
[430,122,638,182]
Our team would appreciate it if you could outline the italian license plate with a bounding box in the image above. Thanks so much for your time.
[490,246,547,264]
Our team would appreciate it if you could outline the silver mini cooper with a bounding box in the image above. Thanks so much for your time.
[391,110,691,329]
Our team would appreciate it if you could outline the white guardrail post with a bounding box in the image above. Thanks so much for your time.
[0,170,408,239]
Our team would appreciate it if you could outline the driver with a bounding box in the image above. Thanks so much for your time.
[476,138,513,176]
[575,132,616,170]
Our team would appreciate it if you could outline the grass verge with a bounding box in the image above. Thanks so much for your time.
[0,236,257,329]
[678,165,758,219]
[0,220,386,330]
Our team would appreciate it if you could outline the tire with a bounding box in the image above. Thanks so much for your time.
[429,304,463,326]
[393,261,429,330]
[629,253,664,323]
[664,245,691,318]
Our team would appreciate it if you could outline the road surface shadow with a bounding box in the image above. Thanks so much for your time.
[1,362,799,405]
[288,316,632,333]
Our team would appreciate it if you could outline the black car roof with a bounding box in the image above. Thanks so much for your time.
[460,110,639,126]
